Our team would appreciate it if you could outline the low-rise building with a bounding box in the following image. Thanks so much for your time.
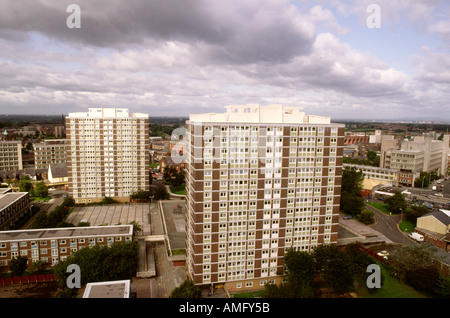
[0,225,133,268]
[0,190,30,230]
[83,280,132,298]
[415,210,450,251]
[48,163,68,185]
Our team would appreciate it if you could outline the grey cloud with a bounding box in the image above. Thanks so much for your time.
[0,0,316,64]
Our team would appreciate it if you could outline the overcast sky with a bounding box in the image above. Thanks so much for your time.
[1,0,449,121]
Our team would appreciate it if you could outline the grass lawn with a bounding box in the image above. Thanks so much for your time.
[358,261,427,298]
[399,220,415,232]
[366,201,390,214]
[170,184,186,195]
[232,290,267,298]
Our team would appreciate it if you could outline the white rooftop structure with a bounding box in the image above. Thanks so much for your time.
[83,280,131,298]
[189,104,331,124]
[68,108,148,119]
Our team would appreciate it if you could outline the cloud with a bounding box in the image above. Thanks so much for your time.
[0,0,449,120]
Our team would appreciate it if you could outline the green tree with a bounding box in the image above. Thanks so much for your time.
[385,244,442,281]
[61,196,75,207]
[404,204,429,223]
[265,248,316,298]
[34,181,48,198]
[358,208,374,224]
[314,244,354,295]
[384,191,407,214]
[19,178,33,192]
[405,266,440,296]
[153,184,169,200]
[436,275,450,298]
[340,166,365,216]
[129,221,143,236]
[9,256,28,276]
[170,280,202,298]
[54,241,138,287]
[27,260,48,274]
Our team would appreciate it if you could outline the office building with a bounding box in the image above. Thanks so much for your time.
[66,108,149,204]
[382,133,450,176]
[0,141,22,171]
[33,139,67,170]
[184,104,344,291]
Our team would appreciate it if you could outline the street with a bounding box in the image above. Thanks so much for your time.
[365,203,414,246]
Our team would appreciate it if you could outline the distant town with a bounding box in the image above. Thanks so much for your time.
[0,106,449,300]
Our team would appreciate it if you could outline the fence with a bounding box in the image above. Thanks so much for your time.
[362,247,387,263]
[0,274,56,286]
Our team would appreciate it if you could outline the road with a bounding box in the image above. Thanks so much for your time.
[22,189,67,229]
[365,201,415,246]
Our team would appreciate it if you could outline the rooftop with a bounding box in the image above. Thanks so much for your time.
[67,108,148,119]
[0,192,28,211]
[0,225,133,242]
[189,104,337,125]
[83,280,130,298]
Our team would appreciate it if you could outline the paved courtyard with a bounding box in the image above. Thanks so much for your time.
[65,201,188,298]
[66,203,152,234]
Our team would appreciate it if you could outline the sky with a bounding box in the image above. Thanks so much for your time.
[0,0,450,121]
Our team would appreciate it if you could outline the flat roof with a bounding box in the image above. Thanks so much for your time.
[0,225,133,242]
[83,280,130,298]
[0,192,28,211]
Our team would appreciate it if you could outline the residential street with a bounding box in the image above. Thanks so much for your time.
[365,203,413,246]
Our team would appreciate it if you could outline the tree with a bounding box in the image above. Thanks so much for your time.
[405,265,440,296]
[314,244,354,295]
[129,221,143,237]
[19,178,33,193]
[384,191,407,214]
[9,256,28,276]
[265,248,315,298]
[340,166,365,216]
[152,184,169,200]
[404,204,429,223]
[436,275,450,298]
[54,241,138,287]
[385,244,442,281]
[61,196,75,207]
[340,191,365,216]
[358,208,374,224]
[33,181,48,198]
[27,260,48,274]
[170,280,202,298]
[130,190,153,201]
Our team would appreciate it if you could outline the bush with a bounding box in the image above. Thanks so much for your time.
[9,256,28,276]
[358,209,375,224]
[170,280,202,298]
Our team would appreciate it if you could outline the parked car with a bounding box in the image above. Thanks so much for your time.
[343,215,352,220]
[377,250,389,259]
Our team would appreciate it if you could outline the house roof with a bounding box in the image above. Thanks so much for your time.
[48,163,68,178]
[420,211,450,226]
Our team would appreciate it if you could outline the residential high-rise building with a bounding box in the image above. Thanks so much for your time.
[184,104,345,291]
[0,141,22,171]
[66,108,149,204]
